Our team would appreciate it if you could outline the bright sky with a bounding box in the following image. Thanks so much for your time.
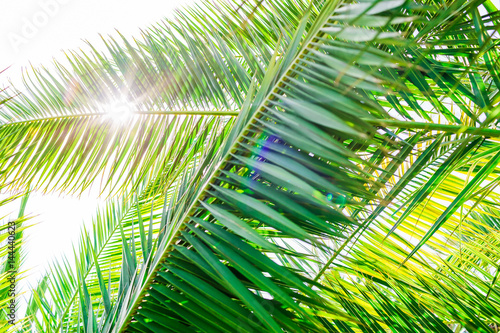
[0,0,193,309]
[0,0,194,84]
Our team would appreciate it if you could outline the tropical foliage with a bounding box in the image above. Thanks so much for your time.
[1,0,500,332]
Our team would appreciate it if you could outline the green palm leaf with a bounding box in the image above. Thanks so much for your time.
[2,0,500,332]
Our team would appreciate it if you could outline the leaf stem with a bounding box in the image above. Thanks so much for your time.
[1,110,239,128]
[366,118,500,137]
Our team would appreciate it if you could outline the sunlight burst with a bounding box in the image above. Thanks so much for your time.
[102,98,134,123]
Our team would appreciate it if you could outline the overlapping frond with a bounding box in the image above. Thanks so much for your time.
[118,0,500,332]
[317,137,500,331]
[106,1,448,332]
[0,0,320,195]
[21,113,235,332]
[4,0,500,332]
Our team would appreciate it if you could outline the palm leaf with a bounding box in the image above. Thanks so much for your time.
[4,0,500,332]
[0,0,318,195]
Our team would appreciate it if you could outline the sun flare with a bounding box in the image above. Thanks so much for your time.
[102,98,134,123]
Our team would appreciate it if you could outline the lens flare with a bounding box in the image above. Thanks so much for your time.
[102,98,134,123]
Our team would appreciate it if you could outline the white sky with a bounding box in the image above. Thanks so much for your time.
[1,0,193,85]
[0,0,193,309]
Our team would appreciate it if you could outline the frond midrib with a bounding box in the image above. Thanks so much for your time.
[0,110,239,128]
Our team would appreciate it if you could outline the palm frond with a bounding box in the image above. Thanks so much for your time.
[21,112,235,332]
[0,0,318,195]
[5,0,500,332]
